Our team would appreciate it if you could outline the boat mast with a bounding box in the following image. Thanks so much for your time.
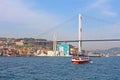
[78,14,82,53]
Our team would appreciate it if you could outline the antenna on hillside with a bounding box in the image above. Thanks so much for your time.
[53,34,57,55]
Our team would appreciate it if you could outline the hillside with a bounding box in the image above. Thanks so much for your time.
[92,47,120,56]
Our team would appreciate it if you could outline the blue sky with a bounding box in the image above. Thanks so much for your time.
[0,0,120,50]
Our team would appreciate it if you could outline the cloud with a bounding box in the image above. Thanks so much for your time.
[85,0,117,17]
[101,10,117,16]
[0,0,60,29]
[0,0,78,39]
[90,0,108,8]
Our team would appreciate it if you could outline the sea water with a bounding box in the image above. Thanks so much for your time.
[0,56,120,80]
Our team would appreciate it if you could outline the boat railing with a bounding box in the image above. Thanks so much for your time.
[80,56,89,60]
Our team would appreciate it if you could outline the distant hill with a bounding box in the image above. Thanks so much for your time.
[92,47,120,55]
[107,47,120,54]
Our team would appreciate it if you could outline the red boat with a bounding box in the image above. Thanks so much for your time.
[71,54,89,64]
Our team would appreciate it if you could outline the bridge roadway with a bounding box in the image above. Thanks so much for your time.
[35,39,120,43]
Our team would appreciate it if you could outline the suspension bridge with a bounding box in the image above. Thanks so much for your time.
[36,14,120,43]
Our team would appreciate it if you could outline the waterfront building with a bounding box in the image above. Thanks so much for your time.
[15,40,24,46]
[57,43,70,56]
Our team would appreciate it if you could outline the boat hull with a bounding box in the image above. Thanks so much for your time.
[71,59,89,64]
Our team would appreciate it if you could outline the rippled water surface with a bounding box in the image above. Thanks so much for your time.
[0,56,120,80]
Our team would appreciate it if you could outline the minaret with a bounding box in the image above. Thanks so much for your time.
[78,14,82,53]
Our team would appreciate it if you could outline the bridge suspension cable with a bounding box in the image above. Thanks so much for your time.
[82,14,120,26]
[37,15,77,37]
